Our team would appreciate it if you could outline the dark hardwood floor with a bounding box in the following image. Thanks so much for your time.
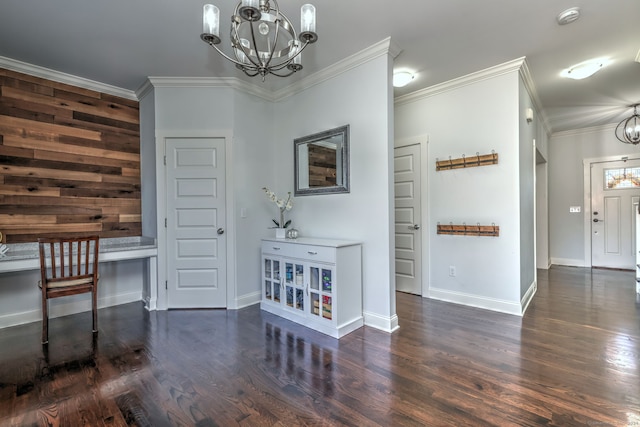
[1,266,639,426]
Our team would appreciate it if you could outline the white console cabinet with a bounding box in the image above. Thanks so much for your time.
[261,237,362,338]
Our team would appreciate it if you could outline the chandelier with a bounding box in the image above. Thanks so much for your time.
[200,0,318,81]
[615,105,640,145]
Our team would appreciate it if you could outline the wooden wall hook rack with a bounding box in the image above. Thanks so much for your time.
[437,223,500,237]
[436,151,498,171]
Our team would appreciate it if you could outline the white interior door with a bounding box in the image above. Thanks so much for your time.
[166,137,226,308]
[394,144,422,295]
[591,159,640,269]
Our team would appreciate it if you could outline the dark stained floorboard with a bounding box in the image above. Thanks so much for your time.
[0,265,639,426]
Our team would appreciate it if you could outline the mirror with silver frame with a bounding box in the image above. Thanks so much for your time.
[294,125,349,196]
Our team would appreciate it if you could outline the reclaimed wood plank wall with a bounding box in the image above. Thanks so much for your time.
[0,68,141,243]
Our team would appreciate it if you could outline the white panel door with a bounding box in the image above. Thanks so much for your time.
[166,137,226,308]
[394,144,422,295]
[591,159,640,269]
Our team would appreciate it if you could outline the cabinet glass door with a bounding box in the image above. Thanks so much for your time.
[263,257,281,302]
[309,265,333,320]
[285,261,305,312]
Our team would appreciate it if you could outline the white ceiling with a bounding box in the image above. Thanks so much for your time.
[0,0,638,134]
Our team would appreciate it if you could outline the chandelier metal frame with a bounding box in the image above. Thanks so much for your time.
[615,105,640,145]
[200,0,318,81]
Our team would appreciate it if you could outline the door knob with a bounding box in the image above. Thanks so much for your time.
[592,219,602,223]
[217,228,225,234]
[409,224,421,230]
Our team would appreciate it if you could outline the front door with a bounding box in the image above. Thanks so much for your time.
[166,137,227,308]
[591,159,640,269]
[394,144,422,294]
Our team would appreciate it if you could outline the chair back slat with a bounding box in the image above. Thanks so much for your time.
[38,236,100,282]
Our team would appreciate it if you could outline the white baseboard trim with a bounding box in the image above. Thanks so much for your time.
[521,280,537,315]
[428,287,523,316]
[143,296,157,311]
[550,257,587,267]
[0,291,142,329]
[363,311,400,333]
[234,291,261,310]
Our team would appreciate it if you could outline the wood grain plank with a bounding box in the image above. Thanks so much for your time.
[119,214,142,223]
[55,214,120,224]
[1,69,102,99]
[0,223,102,234]
[33,149,140,170]
[1,154,123,175]
[55,88,139,124]
[0,214,57,225]
[0,184,61,197]
[59,188,140,199]
[0,75,55,96]
[0,164,103,182]
[0,204,102,215]
[3,175,140,192]
[0,115,101,141]
[3,135,140,162]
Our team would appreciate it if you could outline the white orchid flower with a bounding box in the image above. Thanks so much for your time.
[262,187,293,228]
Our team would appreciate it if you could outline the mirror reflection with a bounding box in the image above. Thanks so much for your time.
[294,125,349,196]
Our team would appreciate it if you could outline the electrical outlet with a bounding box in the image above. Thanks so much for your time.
[449,266,456,277]
[569,206,581,213]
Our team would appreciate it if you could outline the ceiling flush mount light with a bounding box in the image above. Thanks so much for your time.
[201,0,318,81]
[615,105,640,145]
[561,58,609,80]
[393,71,414,88]
[556,7,581,25]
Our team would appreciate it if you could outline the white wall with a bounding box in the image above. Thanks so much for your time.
[272,54,398,331]
[142,84,274,309]
[232,90,277,304]
[536,160,549,269]
[549,125,634,266]
[396,70,528,315]
[518,77,536,300]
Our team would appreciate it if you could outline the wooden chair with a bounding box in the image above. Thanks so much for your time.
[38,236,100,344]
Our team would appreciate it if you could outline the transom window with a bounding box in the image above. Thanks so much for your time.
[604,167,640,189]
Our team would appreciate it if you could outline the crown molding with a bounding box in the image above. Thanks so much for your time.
[395,57,527,107]
[518,59,551,136]
[139,76,275,101]
[273,37,399,102]
[551,122,617,138]
[0,55,137,101]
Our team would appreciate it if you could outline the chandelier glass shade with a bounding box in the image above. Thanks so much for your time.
[615,105,640,145]
[201,0,317,81]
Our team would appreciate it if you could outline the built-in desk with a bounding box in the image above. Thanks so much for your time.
[0,237,158,328]
[0,236,157,273]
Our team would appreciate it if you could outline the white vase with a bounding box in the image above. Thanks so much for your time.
[275,228,286,239]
